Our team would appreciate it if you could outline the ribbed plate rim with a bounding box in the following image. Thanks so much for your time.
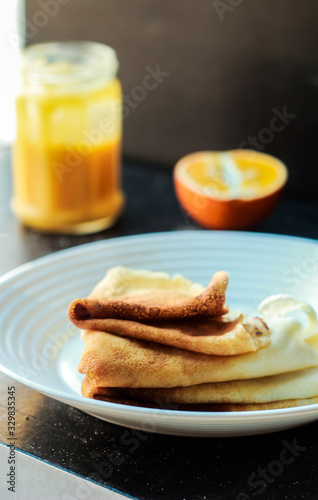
[1,229,318,432]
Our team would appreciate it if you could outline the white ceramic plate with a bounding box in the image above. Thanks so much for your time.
[1,230,318,437]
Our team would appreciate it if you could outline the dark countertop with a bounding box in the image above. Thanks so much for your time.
[1,148,318,500]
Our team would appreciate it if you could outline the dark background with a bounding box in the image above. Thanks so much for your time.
[25,0,318,200]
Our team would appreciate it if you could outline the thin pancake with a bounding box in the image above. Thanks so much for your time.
[70,314,269,356]
[69,267,270,355]
[78,308,318,389]
[81,377,318,412]
[69,269,229,323]
[119,366,318,404]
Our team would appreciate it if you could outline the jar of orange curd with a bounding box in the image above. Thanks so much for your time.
[12,41,124,234]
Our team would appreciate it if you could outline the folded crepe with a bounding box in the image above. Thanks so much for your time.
[69,267,270,356]
[78,303,318,389]
[70,267,229,320]
[81,369,318,411]
[117,366,318,405]
[70,267,318,411]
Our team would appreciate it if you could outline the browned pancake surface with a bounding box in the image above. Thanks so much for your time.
[69,271,229,323]
[69,270,270,355]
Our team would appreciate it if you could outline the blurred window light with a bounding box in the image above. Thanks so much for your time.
[0,1,24,147]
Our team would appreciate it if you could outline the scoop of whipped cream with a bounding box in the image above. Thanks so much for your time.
[258,294,318,342]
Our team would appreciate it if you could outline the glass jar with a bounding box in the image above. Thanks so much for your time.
[12,41,124,234]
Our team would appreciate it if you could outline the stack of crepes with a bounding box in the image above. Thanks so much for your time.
[68,266,318,411]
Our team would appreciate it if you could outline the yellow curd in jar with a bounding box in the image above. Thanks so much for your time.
[12,42,124,234]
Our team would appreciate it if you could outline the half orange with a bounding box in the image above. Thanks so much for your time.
[173,150,288,230]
